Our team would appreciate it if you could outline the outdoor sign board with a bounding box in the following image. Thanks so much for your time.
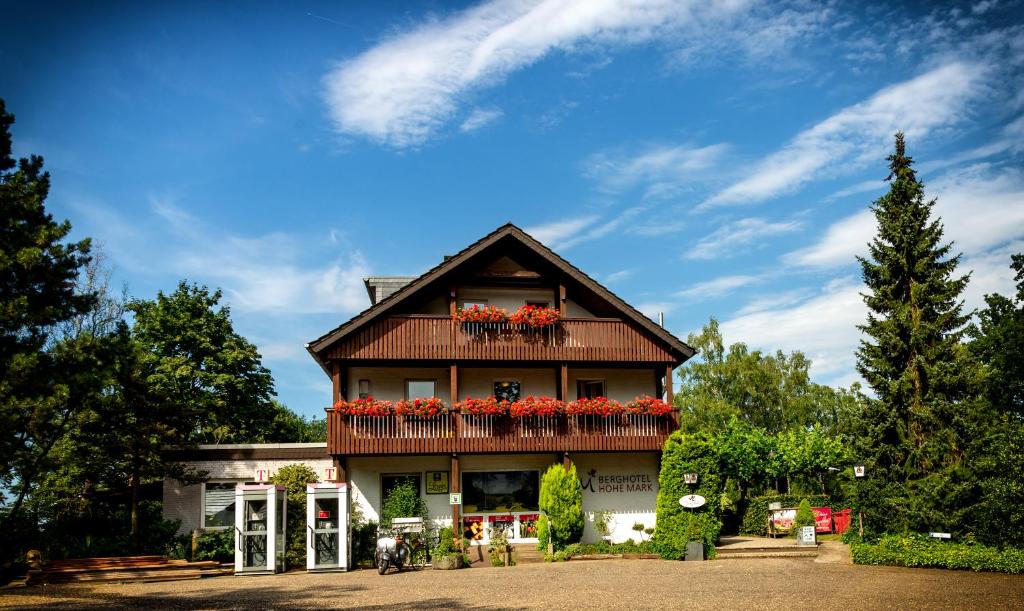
[679,495,706,509]
[449,492,462,506]
[813,507,833,533]
[929,532,951,539]
[683,473,699,484]
[798,526,816,546]
[854,465,866,477]
[770,507,834,534]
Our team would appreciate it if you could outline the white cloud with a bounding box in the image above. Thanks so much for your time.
[784,163,1024,269]
[687,217,802,260]
[674,274,761,300]
[321,0,783,148]
[721,277,866,378]
[827,179,886,201]
[459,107,504,132]
[585,142,729,200]
[603,269,634,284]
[524,215,600,246]
[783,209,874,268]
[703,62,986,208]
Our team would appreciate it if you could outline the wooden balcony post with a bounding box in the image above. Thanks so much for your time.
[562,452,571,472]
[451,454,461,549]
[665,364,674,405]
[332,455,347,483]
[331,362,342,404]
[558,283,567,317]
[655,368,664,400]
[560,363,568,402]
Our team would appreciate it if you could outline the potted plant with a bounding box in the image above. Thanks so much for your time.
[509,304,560,328]
[566,397,623,416]
[593,510,614,543]
[457,396,509,416]
[453,304,508,324]
[431,527,464,570]
[509,396,564,417]
[624,396,674,416]
[394,397,448,417]
[332,397,393,416]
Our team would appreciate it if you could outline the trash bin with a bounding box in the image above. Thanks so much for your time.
[833,509,852,534]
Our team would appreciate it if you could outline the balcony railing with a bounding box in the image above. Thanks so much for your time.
[326,411,678,456]
[325,316,674,362]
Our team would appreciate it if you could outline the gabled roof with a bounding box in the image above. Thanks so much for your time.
[306,223,695,371]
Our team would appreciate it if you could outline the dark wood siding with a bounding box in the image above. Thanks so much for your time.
[326,316,674,363]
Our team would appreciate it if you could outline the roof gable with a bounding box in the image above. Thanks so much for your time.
[307,223,695,368]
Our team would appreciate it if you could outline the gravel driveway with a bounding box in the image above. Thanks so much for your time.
[3,556,1023,610]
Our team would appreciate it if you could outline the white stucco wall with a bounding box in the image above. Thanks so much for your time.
[568,368,657,402]
[346,367,451,402]
[458,367,557,400]
[162,455,333,535]
[574,453,660,544]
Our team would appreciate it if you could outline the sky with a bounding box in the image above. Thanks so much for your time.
[2,0,1022,419]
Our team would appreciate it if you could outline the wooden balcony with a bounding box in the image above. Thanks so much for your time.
[326,411,678,456]
[325,316,674,362]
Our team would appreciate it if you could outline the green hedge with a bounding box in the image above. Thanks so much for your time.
[851,534,1024,573]
[740,494,833,536]
[653,431,723,560]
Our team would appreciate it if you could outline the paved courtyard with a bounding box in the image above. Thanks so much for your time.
[3,555,1023,610]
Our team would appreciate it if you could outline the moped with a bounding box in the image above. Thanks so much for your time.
[374,527,412,575]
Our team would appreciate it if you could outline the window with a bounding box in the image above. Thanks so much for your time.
[358,379,372,400]
[461,299,488,309]
[381,474,422,516]
[525,301,549,308]
[204,482,236,528]
[493,380,521,403]
[405,379,436,399]
[577,380,606,399]
[461,471,539,513]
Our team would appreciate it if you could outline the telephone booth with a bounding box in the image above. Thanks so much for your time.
[306,482,350,572]
[234,484,286,575]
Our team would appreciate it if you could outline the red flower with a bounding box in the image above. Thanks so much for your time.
[566,397,623,416]
[509,396,564,417]
[395,397,448,417]
[453,305,509,323]
[457,396,509,416]
[509,305,560,328]
[624,396,673,416]
[333,396,393,416]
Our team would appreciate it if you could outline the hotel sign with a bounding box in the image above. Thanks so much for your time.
[679,495,706,509]
[580,469,656,494]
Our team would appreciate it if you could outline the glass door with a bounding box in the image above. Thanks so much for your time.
[242,498,268,569]
[312,497,339,567]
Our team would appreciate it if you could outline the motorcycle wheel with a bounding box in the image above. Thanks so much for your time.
[377,555,389,575]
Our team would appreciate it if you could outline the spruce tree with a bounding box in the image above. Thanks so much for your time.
[854,133,972,536]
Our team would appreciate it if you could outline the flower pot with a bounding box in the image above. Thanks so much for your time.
[433,555,464,570]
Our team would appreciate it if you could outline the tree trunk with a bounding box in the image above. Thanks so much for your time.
[130,450,141,552]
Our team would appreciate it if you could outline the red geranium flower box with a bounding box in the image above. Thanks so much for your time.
[509,396,564,417]
[509,305,560,328]
[566,397,623,416]
[394,397,448,417]
[457,396,509,416]
[624,396,674,416]
[333,396,393,416]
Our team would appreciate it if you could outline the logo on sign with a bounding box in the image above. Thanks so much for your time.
[679,495,706,508]
[254,468,270,482]
[854,465,866,478]
[318,511,330,519]
[324,467,336,481]
[449,493,462,506]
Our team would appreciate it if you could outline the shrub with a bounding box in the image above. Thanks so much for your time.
[851,534,1024,573]
[792,498,815,537]
[539,463,584,551]
[653,431,723,560]
[270,463,320,568]
[193,528,234,562]
[740,494,833,536]
[380,479,429,531]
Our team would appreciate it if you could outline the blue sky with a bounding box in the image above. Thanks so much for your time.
[2,1,1022,418]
